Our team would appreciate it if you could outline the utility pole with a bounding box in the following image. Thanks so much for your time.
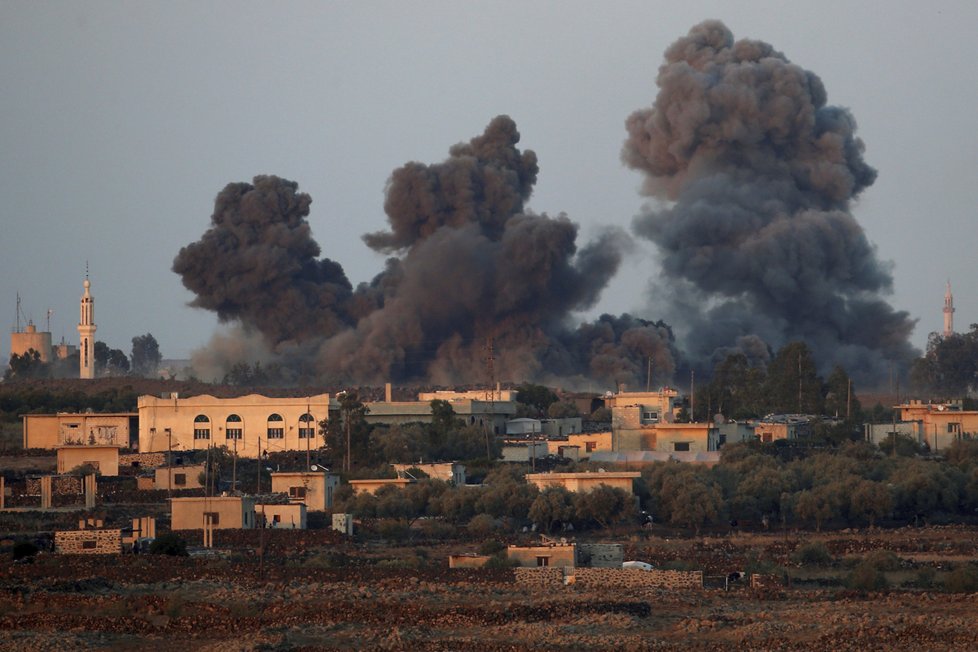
[690,369,695,422]
[846,378,852,422]
[232,436,237,494]
[306,399,311,470]
[646,356,652,392]
[798,352,803,413]
[166,428,172,503]
[256,437,262,495]
[484,335,495,461]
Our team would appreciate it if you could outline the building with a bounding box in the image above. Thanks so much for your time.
[609,389,721,452]
[137,393,336,458]
[500,441,548,463]
[365,387,515,434]
[55,519,122,555]
[22,412,136,449]
[391,462,466,485]
[525,471,640,495]
[543,432,613,458]
[154,463,207,491]
[10,321,53,363]
[255,502,307,529]
[896,400,978,451]
[507,542,576,568]
[752,415,814,443]
[270,471,340,511]
[170,495,256,530]
[348,478,414,495]
[944,280,955,337]
[77,274,96,379]
[56,445,121,476]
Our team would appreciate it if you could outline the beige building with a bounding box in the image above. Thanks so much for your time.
[170,495,256,530]
[256,502,307,529]
[23,413,136,449]
[349,478,414,495]
[137,393,336,458]
[270,471,340,511]
[507,543,576,568]
[525,471,640,495]
[77,276,96,379]
[610,389,718,453]
[366,388,515,434]
[896,400,978,451]
[154,464,207,491]
[56,445,121,476]
[391,462,466,485]
[10,322,53,363]
[543,431,613,457]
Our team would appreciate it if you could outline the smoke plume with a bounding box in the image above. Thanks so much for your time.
[623,20,917,381]
[176,117,672,388]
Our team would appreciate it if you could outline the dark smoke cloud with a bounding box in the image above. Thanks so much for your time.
[176,117,671,388]
[623,20,917,382]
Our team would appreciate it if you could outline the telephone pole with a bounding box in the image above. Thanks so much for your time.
[484,335,495,461]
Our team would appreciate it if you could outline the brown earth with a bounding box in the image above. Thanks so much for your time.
[1,526,977,650]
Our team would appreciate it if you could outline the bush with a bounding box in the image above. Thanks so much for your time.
[478,539,506,556]
[792,541,832,566]
[12,541,39,561]
[483,553,518,568]
[149,532,188,556]
[942,564,978,593]
[467,513,498,538]
[375,518,411,542]
[846,560,889,592]
[863,550,901,572]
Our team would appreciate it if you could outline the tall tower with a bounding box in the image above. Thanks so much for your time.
[943,280,955,337]
[77,270,96,379]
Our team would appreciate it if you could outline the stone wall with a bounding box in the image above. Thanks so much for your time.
[514,566,703,590]
[578,543,623,568]
[514,567,565,589]
[25,476,82,496]
[54,529,122,555]
[120,452,167,470]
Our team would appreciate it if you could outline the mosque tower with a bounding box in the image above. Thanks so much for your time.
[77,270,96,379]
[943,280,955,337]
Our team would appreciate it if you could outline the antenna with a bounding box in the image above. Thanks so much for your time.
[46,309,53,333]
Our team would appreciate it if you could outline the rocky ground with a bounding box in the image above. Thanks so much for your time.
[1,526,977,650]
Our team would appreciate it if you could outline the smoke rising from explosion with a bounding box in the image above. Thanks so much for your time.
[175,116,676,387]
[622,20,917,381]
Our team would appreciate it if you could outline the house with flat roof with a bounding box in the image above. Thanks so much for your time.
[170,495,256,530]
[525,471,640,495]
[270,471,340,511]
[56,445,122,476]
[23,413,135,449]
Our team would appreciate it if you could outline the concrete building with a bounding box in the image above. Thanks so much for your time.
[137,393,336,458]
[255,502,307,529]
[56,445,121,476]
[22,412,136,449]
[77,274,96,379]
[543,431,613,457]
[610,389,719,453]
[10,322,53,363]
[752,415,814,443]
[500,441,549,463]
[944,280,955,337]
[349,478,414,495]
[525,471,640,495]
[391,462,466,486]
[170,495,256,530]
[507,542,576,568]
[270,471,340,511]
[154,463,207,491]
[366,387,515,434]
[896,400,978,451]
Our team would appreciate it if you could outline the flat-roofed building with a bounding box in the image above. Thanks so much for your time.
[270,471,340,511]
[349,478,414,495]
[23,413,136,449]
[507,543,576,568]
[391,462,466,486]
[138,393,336,458]
[255,502,306,529]
[525,471,640,495]
[56,444,121,476]
[154,463,207,491]
[170,495,256,530]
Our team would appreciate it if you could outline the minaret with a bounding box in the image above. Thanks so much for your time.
[77,269,96,379]
[943,280,955,337]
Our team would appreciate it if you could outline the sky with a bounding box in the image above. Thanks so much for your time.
[2,1,976,370]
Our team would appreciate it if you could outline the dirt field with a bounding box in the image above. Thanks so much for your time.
[2,527,977,651]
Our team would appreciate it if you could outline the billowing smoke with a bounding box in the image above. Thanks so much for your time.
[176,116,673,387]
[623,20,917,382]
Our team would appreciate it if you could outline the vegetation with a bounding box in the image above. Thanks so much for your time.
[130,333,162,377]
[148,532,189,556]
[910,324,978,397]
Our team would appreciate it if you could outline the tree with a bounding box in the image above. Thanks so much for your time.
[528,487,574,532]
[547,401,580,419]
[572,484,635,529]
[824,366,861,422]
[4,349,49,380]
[516,383,558,416]
[95,341,129,375]
[764,342,823,414]
[909,326,978,397]
[326,391,371,472]
[849,479,893,527]
[131,333,162,377]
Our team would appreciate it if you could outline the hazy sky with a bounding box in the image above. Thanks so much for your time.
[2,1,976,366]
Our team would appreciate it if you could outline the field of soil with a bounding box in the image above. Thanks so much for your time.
[2,526,977,651]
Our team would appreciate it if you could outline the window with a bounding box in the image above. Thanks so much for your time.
[289,486,307,499]
[642,410,659,423]
[174,473,186,486]
[272,514,281,524]
[194,414,211,440]
[673,442,690,452]
[585,441,596,452]
[82,540,97,550]
[226,414,243,440]
[299,413,315,439]
[267,413,285,439]
[762,433,773,443]
[948,423,961,434]
[204,512,219,526]
[536,556,550,567]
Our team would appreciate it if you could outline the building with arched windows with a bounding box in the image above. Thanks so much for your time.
[137,393,337,458]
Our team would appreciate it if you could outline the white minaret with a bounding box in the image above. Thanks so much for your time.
[78,270,96,379]
[943,280,955,337]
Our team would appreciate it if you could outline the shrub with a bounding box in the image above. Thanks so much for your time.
[863,550,901,572]
[467,513,498,538]
[915,566,937,589]
[375,518,411,542]
[478,539,506,556]
[792,541,832,566]
[484,553,518,568]
[149,532,188,556]
[12,541,39,561]
[846,560,888,592]
[942,564,978,593]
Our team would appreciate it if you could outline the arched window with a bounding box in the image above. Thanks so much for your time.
[193,414,210,440]
[267,413,284,439]
[298,413,315,439]
[226,414,243,440]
